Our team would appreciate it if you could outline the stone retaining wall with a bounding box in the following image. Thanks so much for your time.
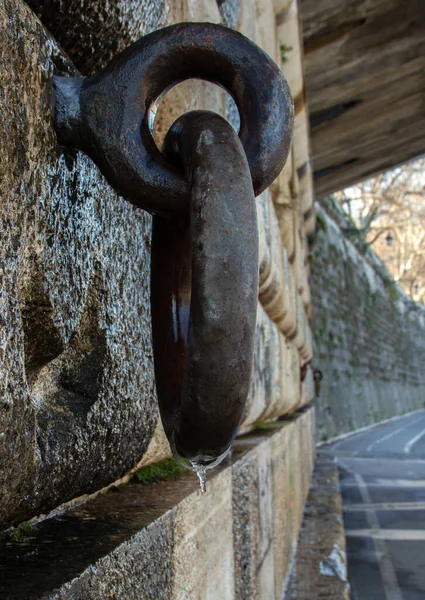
[310,205,425,441]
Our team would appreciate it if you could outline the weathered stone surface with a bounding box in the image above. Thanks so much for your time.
[0,0,158,530]
[241,304,301,429]
[311,206,425,441]
[25,0,167,75]
[275,204,296,260]
[217,0,240,29]
[277,0,303,100]
[287,451,351,600]
[258,191,293,329]
[0,408,315,600]
[25,0,235,77]
[242,304,283,429]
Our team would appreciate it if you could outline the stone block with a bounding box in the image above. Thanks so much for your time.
[300,323,314,364]
[301,364,315,408]
[25,0,225,75]
[277,0,303,100]
[260,334,301,420]
[301,280,312,316]
[293,106,311,173]
[293,293,307,351]
[0,0,313,533]
[304,207,316,236]
[0,409,316,600]
[274,205,296,260]
[299,164,315,215]
[292,216,306,295]
[258,191,291,325]
[241,303,282,429]
[269,149,294,208]
[277,256,298,338]
[253,0,278,61]
[0,0,159,529]
[279,336,302,413]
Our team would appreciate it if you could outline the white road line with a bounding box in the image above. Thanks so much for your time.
[338,456,425,465]
[364,417,425,454]
[319,409,425,448]
[337,417,412,453]
[344,501,425,511]
[346,529,425,541]
[341,479,425,488]
[404,426,425,454]
[334,425,386,450]
[339,460,404,600]
[354,473,403,600]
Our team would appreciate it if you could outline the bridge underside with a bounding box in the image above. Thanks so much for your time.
[300,0,425,196]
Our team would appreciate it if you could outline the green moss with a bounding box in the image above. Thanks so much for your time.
[253,420,283,430]
[388,283,399,301]
[280,44,294,63]
[11,521,33,543]
[134,458,185,485]
[315,212,327,232]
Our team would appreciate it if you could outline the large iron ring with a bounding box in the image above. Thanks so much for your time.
[53,22,294,214]
[151,111,259,464]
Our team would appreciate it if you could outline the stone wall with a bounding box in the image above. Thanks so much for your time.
[0,409,315,599]
[0,0,315,539]
[310,203,425,441]
[0,2,320,596]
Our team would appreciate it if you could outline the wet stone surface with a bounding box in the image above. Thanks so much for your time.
[0,412,316,600]
[0,477,184,600]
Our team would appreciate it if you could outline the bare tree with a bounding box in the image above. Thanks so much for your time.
[334,158,425,302]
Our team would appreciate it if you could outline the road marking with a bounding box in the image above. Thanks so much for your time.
[341,479,425,488]
[353,473,403,600]
[404,426,425,454]
[336,421,406,454]
[319,408,425,448]
[338,459,403,600]
[365,417,425,453]
[337,456,425,465]
[352,412,419,454]
[346,529,425,541]
[344,501,425,511]
[334,425,386,450]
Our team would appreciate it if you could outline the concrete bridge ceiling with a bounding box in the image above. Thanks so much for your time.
[299,0,425,196]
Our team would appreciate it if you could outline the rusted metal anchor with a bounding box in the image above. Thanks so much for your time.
[53,22,293,488]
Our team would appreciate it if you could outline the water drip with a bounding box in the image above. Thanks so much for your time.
[193,464,207,494]
[170,432,230,493]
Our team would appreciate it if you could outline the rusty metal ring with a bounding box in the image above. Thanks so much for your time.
[53,22,294,214]
[151,111,259,465]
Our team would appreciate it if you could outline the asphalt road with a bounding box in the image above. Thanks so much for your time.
[325,409,425,600]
